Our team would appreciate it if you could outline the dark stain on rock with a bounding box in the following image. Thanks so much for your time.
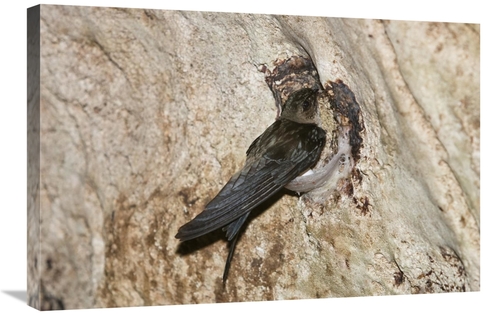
[353,196,371,216]
[417,269,433,280]
[127,270,137,282]
[150,279,158,289]
[435,42,444,53]
[251,257,263,268]
[394,270,405,286]
[340,178,354,197]
[460,215,466,227]
[46,258,53,270]
[143,9,156,21]
[409,247,468,293]
[325,79,364,161]
[427,254,435,263]
[178,187,200,207]
[259,241,285,285]
[425,279,435,293]
[352,168,363,185]
[439,246,466,278]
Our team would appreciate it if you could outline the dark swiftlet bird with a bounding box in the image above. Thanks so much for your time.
[175,88,326,282]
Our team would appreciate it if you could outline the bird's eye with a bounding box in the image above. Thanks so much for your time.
[302,100,311,111]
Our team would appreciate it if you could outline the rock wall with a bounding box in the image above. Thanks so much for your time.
[28,5,479,309]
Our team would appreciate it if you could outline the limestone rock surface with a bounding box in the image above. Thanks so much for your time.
[29,5,479,309]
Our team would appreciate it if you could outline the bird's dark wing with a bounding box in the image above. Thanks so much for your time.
[175,119,325,241]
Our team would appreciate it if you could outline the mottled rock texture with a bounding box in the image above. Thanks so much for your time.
[28,5,479,310]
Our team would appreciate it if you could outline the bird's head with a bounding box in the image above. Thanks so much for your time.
[280,88,320,124]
